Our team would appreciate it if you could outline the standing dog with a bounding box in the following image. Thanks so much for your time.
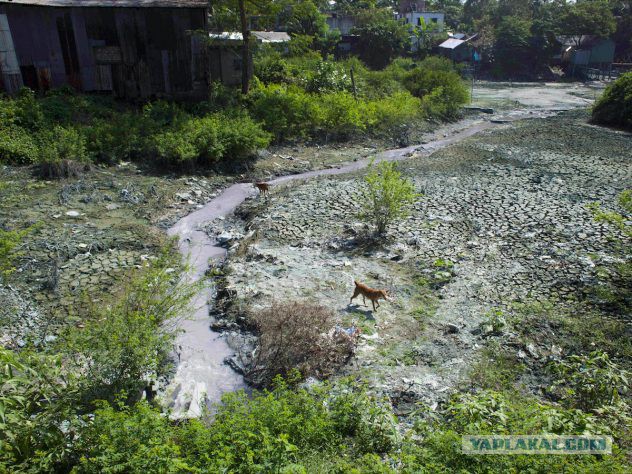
[253,181,271,196]
[350,280,391,311]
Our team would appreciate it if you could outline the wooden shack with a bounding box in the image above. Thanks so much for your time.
[0,0,208,99]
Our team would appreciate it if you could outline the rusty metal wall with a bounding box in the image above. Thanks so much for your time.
[0,3,207,99]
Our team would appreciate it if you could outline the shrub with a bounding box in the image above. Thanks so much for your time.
[549,351,630,411]
[303,61,351,94]
[73,400,185,473]
[35,126,89,178]
[359,161,419,235]
[254,51,293,84]
[404,67,469,121]
[10,88,45,130]
[367,91,422,134]
[318,91,365,138]
[592,72,632,131]
[142,100,188,130]
[243,301,356,387]
[249,84,320,141]
[218,111,272,162]
[60,249,198,405]
[147,111,270,166]
[0,226,31,281]
[0,126,40,165]
[83,113,144,164]
[0,347,81,472]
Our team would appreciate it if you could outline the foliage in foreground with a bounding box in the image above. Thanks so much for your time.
[0,250,196,471]
[592,72,632,131]
[0,226,32,282]
[359,161,419,235]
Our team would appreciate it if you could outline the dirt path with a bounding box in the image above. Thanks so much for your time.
[161,106,572,417]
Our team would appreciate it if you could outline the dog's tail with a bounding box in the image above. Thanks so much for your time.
[353,280,359,287]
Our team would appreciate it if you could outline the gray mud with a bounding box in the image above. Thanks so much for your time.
[213,109,631,410]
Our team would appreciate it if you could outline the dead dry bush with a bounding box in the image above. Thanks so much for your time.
[243,301,357,388]
[34,159,89,179]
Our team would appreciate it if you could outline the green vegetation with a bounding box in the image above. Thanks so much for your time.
[0,226,31,281]
[592,73,632,131]
[587,189,631,312]
[0,89,270,171]
[359,161,419,235]
[0,54,470,172]
[351,8,411,70]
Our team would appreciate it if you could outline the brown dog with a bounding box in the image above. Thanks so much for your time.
[350,280,390,311]
[253,181,270,196]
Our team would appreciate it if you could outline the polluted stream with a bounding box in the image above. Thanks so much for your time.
[162,110,560,418]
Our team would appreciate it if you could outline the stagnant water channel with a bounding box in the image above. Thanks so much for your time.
[162,111,552,418]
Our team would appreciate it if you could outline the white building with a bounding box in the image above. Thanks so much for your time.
[399,11,445,32]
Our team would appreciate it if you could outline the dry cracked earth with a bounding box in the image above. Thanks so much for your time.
[213,110,631,410]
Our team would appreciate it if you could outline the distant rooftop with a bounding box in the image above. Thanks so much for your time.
[209,31,291,43]
[557,35,612,48]
[0,0,207,7]
[438,38,465,49]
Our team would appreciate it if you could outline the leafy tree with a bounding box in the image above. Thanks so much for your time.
[427,0,465,30]
[352,9,411,70]
[494,16,532,75]
[561,0,617,47]
[283,0,328,37]
[592,72,632,131]
[609,0,632,60]
[210,0,283,94]
[359,160,419,235]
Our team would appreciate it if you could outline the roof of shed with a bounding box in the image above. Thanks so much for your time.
[438,38,465,49]
[209,31,291,43]
[252,31,290,43]
[0,0,207,7]
[556,35,613,48]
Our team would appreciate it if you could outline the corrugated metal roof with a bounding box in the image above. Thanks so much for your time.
[209,31,291,43]
[252,31,290,43]
[438,38,465,50]
[0,0,206,7]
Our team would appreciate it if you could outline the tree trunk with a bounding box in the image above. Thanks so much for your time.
[238,0,250,95]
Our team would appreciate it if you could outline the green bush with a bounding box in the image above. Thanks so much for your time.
[255,50,293,84]
[38,125,88,164]
[35,125,89,178]
[549,351,630,411]
[359,161,419,235]
[367,91,422,133]
[83,113,144,164]
[249,84,321,140]
[318,91,365,138]
[303,61,352,94]
[73,400,185,473]
[60,249,198,405]
[0,126,40,164]
[404,66,469,121]
[592,72,632,131]
[147,111,270,167]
